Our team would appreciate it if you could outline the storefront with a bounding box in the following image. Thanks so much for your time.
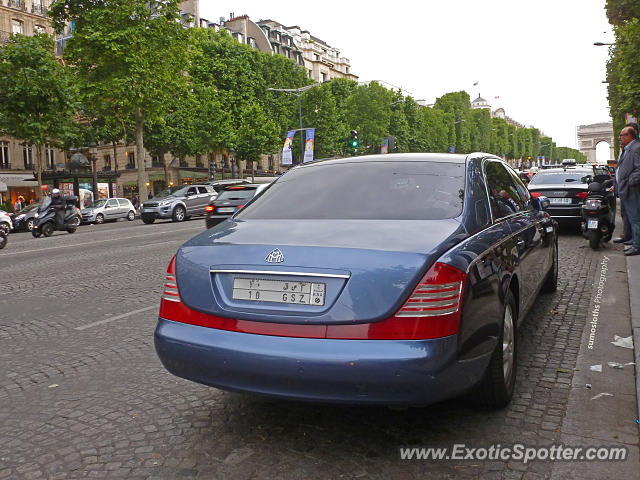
[41,171,119,209]
[178,169,208,185]
[0,174,39,210]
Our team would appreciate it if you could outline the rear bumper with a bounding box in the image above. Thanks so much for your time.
[154,317,491,405]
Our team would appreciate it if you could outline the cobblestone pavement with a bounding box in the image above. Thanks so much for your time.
[0,219,629,479]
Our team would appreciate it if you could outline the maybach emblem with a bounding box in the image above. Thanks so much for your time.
[265,249,285,263]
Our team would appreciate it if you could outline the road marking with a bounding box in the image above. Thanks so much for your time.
[0,226,202,257]
[75,305,157,330]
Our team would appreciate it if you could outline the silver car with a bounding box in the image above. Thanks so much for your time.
[140,184,216,224]
[0,210,12,234]
[81,198,137,224]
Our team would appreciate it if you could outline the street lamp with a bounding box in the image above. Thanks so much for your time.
[267,83,321,164]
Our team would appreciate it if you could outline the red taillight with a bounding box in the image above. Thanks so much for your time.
[205,205,214,212]
[159,260,466,341]
[160,256,181,304]
[530,192,542,198]
[576,192,589,199]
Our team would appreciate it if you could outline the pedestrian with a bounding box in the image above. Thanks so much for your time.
[614,122,639,244]
[615,125,640,256]
[148,191,153,200]
[131,194,139,211]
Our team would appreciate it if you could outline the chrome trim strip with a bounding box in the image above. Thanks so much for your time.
[396,306,459,317]
[406,299,459,308]
[210,269,350,279]
[416,281,459,291]
[410,291,459,300]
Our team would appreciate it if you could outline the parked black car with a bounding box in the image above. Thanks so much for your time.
[205,183,269,229]
[10,203,40,232]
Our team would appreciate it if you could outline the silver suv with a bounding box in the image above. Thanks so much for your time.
[81,197,136,224]
[140,184,216,224]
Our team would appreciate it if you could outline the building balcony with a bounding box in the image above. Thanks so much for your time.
[31,3,47,15]
[0,163,11,170]
[7,0,26,11]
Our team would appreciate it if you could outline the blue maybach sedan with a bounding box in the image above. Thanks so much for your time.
[155,153,558,408]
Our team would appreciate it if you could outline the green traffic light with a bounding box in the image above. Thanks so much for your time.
[351,141,358,147]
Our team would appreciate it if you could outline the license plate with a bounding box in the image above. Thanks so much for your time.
[588,219,598,229]
[232,278,326,306]
[143,209,150,213]
[549,198,572,204]
[217,207,235,213]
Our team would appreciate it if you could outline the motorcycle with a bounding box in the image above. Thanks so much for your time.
[580,176,616,250]
[32,195,82,238]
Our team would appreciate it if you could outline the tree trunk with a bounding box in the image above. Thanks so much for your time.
[162,151,170,187]
[36,144,43,191]
[135,107,147,201]
[112,141,118,172]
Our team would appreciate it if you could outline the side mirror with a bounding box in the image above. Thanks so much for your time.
[538,196,550,210]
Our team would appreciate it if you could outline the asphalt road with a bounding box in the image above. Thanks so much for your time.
[0,218,634,479]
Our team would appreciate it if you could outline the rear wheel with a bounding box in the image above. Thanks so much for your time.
[588,230,600,250]
[42,222,54,237]
[94,214,104,224]
[66,217,80,233]
[172,205,185,222]
[127,210,135,221]
[474,290,517,408]
[0,232,6,249]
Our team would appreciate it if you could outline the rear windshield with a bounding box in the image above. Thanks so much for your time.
[217,187,258,201]
[236,161,465,220]
[529,172,591,185]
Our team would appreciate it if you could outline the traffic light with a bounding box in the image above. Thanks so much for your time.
[349,130,359,148]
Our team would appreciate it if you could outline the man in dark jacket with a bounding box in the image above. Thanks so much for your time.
[616,126,640,255]
[51,188,66,229]
[614,122,639,243]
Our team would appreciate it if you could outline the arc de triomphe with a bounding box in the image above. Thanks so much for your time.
[577,122,615,164]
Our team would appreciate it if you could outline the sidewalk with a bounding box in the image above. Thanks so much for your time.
[551,218,640,479]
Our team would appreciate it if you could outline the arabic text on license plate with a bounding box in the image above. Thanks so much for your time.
[232,278,326,306]
[549,198,572,204]
[588,219,598,229]
[217,207,235,213]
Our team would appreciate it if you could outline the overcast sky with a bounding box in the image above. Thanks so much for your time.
[200,0,613,149]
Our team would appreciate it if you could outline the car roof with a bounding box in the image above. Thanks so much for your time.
[297,152,470,169]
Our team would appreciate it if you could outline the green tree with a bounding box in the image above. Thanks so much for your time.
[434,91,471,153]
[469,108,491,152]
[345,82,391,154]
[50,0,189,200]
[0,33,77,187]
[301,84,343,159]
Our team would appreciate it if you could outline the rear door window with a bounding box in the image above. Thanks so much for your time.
[484,161,525,219]
[117,199,129,207]
[237,161,465,220]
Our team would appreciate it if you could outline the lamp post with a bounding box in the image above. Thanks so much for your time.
[267,83,321,164]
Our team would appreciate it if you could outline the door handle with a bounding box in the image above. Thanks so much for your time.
[516,239,526,248]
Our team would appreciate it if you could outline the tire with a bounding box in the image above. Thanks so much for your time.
[95,214,104,225]
[474,290,517,408]
[588,230,600,250]
[541,240,558,293]
[172,205,186,222]
[66,216,80,234]
[142,216,155,224]
[0,232,6,249]
[0,222,9,235]
[26,218,34,232]
[32,228,41,238]
[42,222,54,237]
[127,210,135,221]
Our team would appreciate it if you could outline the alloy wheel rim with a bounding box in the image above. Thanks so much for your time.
[176,208,184,220]
[96,215,103,224]
[27,220,33,231]
[502,304,514,382]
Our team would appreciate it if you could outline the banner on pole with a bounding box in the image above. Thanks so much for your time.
[381,137,389,154]
[281,130,295,165]
[303,128,315,163]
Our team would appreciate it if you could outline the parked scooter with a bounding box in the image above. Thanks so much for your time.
[32,195,82,238]
[580,176,616,249]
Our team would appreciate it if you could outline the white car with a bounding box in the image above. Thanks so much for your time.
[81,198,137,224]
[0,210,13,234]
